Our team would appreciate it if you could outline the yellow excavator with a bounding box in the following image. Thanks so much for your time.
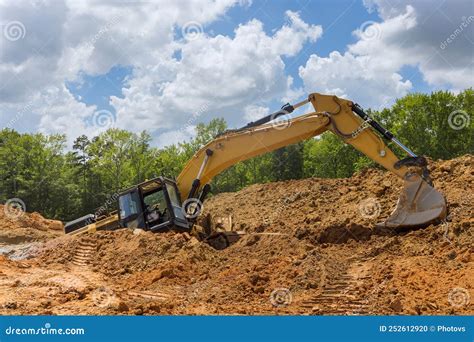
[64,93,447,247]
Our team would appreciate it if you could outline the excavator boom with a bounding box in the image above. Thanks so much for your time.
[177,93,447,229]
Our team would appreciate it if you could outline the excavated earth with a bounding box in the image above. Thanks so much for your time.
[0,155,472,315]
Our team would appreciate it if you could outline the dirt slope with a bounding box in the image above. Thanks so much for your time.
[0,155,472,315]
[0,204,63,243]
[0,205,63,261]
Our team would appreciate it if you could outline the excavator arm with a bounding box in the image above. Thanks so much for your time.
[177,93,447,229]
[65,92,446,238]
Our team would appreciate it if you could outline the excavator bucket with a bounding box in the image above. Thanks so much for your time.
[380,173,447,229]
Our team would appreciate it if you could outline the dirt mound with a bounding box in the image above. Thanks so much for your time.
[0,204,63,244]
[0,155,472,315]
[17,230,331,315]
[39,230,216,276]
[199,155,473,242]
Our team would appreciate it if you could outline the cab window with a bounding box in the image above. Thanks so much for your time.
[143,189,170,224]
[166,183,186,221]
[144,190,165,208]
[119,191,140,219]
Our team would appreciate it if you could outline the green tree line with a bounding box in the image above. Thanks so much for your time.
[0,90,472,221]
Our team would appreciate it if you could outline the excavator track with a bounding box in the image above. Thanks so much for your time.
[301,257,372,315]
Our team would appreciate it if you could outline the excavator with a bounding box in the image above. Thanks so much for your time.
[64,92,447,248]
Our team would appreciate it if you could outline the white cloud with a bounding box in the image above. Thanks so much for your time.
[299,6,417,109]
[155,125,197,148]
[32,85,98,144]
[0,1,321,147]
[110,11,322,143]
[356,1,473,90]
[300,0,473,109]
[244,105,269,122]
[271,10,322,57]
[299,50,413,109]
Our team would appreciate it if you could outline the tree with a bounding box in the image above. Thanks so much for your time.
[303,133,363,178]
[271,143,304,181]
[376,89,473,159]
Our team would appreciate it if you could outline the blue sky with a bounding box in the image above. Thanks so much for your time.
[66,66,132,117]
[0,0,472,147]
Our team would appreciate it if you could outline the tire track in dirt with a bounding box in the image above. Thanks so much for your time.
[301,256,372,315]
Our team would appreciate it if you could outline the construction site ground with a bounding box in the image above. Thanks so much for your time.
[0,155,472,315]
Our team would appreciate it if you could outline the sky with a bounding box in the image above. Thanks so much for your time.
[0,0,473,148]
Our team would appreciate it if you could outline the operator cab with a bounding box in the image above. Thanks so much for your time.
[118,177,190,232]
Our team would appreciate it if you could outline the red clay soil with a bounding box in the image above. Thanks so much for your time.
[0,155,472,315]
[0,205,63,244]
